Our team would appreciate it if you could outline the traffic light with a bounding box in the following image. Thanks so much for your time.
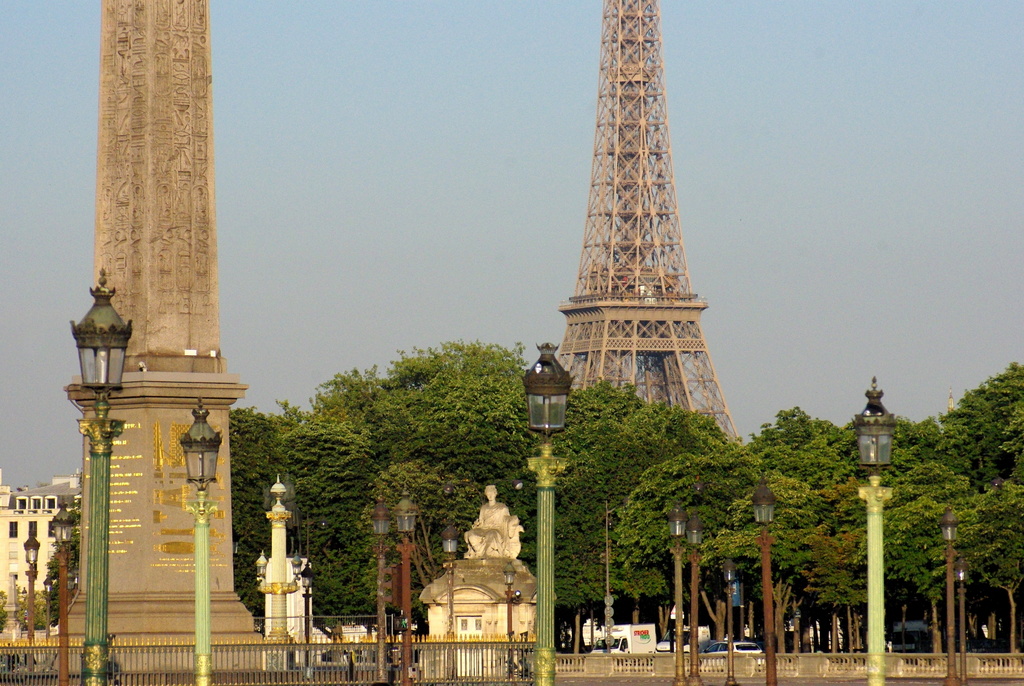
[382,563,404,609]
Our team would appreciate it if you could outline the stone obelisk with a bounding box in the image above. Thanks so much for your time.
[67,0,252,639]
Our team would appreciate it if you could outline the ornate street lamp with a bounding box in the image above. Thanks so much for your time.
[523,343,572,686]
[668,503,687,686]
[940,508,960,686]
[504,560,521,681]
[723,559,739,686]
[52,505,74,686]
[43,576,53,641]
[300,563,314,645]
[371,500,391,686]
[686,513,705,686]
[753,477,778,686]
[24,534,40,643]
[854,379,895,686]
[955,557,969,686]
[179,402,223,686]
[71,271,131,686]
[395,494,418,686]
[504,561,518,641]
[442,525,458,639]
[258,481,300,643]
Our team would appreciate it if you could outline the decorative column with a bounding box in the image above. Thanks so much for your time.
[259,481,299,642]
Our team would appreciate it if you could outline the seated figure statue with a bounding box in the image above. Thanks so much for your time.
[464,485,523,560]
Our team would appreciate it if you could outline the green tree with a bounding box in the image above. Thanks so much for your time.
[940,363,1024,486]
[959,482,1024,653]
[283,418,376,615]
[749,408,857,490]
[557,392,732,638]
[229,407,287,615]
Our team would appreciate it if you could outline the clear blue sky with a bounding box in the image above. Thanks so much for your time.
[2,2,1022,487]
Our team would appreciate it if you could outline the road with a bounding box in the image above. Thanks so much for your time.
[558,679,1011,685]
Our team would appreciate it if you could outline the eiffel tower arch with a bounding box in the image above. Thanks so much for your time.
[559,0,737,437]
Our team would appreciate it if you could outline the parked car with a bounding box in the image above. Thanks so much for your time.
[701,641,763,654]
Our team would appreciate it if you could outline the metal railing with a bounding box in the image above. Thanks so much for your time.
[0,637,535,686]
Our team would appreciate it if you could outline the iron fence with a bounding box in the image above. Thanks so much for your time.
[0,638,535,686]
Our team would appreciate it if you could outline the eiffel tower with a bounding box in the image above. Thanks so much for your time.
[559,0,737,437]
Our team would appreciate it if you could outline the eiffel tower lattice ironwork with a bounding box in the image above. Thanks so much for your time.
[559,0,737,437]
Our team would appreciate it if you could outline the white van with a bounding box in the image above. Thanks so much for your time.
[592,624,658,654]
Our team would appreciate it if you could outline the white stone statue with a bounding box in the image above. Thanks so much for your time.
[464,485,523,559]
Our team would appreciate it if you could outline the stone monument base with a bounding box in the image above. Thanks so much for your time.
[420,558,537,639]
[68,591,255,642]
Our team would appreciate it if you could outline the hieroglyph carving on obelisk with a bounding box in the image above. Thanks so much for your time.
[96,0,219,369]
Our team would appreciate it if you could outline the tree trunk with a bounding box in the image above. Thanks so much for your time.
[658,604,670,640]
[831,610,839,653]
[700,589,724,639]
[573,609,582,654]
[1007,586,1018,653]
[775,582,791,654]
[748,601,756,640]
[930,601,942,654]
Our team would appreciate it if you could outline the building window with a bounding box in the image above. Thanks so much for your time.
[8,522,16,538]
[45,497,57,510]
[28,521,38,538]
[31,497,42,511]
[16,498,27,510]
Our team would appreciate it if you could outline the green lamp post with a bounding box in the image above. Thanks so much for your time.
[71,270,132,686]
[179,402,223,686]
[523,343,571,686]
[854,378,896,686]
